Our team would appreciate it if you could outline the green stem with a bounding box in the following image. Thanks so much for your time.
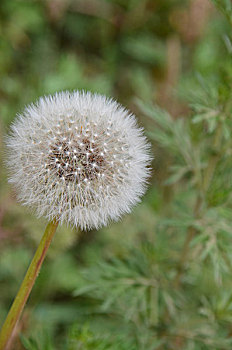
[0,219,59,350]
[174,195,202,288]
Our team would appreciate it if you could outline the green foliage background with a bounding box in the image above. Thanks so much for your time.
[1,0,232,349]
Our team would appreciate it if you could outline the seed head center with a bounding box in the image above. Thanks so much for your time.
[47,134,105,184]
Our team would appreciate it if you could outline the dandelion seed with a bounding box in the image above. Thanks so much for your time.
[6,91,151,230]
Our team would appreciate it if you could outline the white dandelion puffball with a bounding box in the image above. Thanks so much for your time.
[6,91,151,230]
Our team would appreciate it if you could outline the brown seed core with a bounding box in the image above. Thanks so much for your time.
[47,136,105,184]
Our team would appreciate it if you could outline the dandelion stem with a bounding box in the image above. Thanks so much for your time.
[0,219,59,350]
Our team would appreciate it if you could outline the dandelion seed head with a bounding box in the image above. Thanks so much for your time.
[6,91,151,230]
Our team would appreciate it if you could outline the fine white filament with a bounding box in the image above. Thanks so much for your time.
[6,91,151,230]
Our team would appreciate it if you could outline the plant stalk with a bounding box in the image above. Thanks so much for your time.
[0,219,59,350]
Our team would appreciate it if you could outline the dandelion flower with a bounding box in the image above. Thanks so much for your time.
[6,91,151,230]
